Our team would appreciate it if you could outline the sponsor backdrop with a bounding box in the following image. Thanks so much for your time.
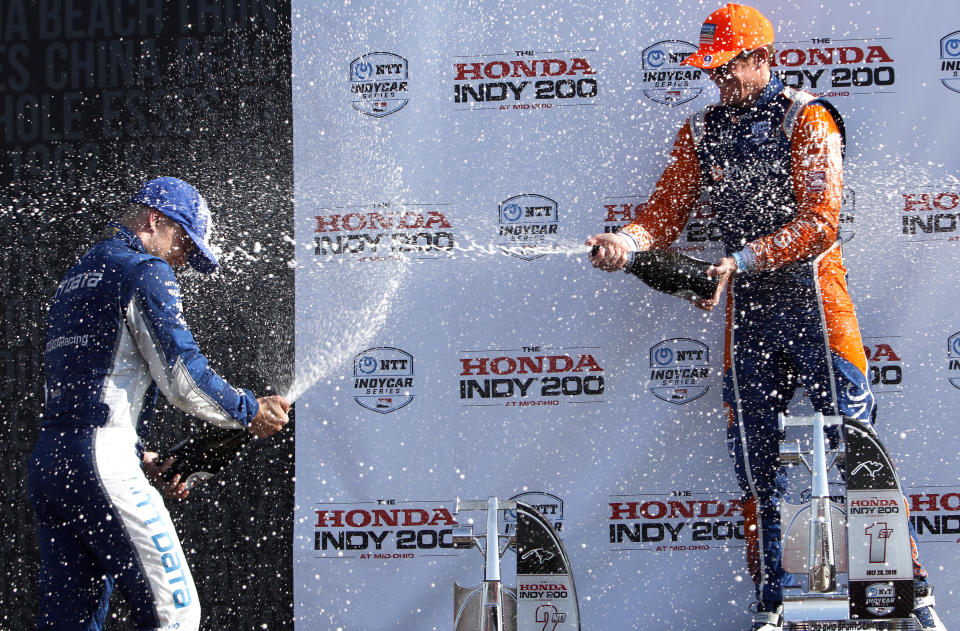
[292,1,960,629]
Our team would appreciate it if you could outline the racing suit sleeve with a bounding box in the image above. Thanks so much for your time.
[618,120,702,251]
[121,259,259,428]
[738,102,843,271]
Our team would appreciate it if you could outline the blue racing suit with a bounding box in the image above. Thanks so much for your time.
[28,224,259,630]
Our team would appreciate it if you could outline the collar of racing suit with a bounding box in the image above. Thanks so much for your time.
[104,222,147,253]
[723,73,783,115]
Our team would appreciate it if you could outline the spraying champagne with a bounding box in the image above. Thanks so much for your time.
[158,425,251,489]
[158,395,290,490]
[590,245,719,300]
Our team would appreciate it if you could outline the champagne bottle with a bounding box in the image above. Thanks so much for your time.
[158,425,251,489]
[624,250,718,300]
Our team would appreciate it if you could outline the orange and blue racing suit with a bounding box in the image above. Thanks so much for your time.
[618,75,925,609]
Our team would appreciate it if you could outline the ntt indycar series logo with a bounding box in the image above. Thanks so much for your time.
[458,345,605,407]
[312,500,465,560]
[640,40,708,106]
[769,37,895,98]
[941,31,960,93]
[947,332,960,390]
[352,347,415,413]
[452,50,597,111]
[505,492,565,538]
[350,52,409,117]
[498,194,560,260]
[314,201,455,261]
[865,583,897,617]
[647,338,712,404]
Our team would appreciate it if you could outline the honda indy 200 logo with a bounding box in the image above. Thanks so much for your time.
[607,490,745,552]
[900,187,960,242]
[769,37,895,98]
[312,499,464,560]
[451,51,597,112]
[313,201,456,261]
[458,345,605,407]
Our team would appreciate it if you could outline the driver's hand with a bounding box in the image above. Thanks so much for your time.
[586,233,632,272]
[691,256,735,311]
[249,395,291,439]
[142,452,190,501]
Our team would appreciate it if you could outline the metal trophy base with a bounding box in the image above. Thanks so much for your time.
[782,588,917,630]
[452,497,581,631]
[782,618,917,631]
[453,581,518,631]
[778,414,917,631]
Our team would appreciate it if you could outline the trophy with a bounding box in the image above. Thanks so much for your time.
[777,413,915,629]
[452,497,581,631]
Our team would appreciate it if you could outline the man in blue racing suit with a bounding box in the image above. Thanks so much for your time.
[28,177,290,631]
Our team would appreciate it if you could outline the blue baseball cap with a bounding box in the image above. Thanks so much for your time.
[129,177,219,273]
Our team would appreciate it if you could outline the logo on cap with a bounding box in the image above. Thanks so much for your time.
[683,4,774,69]
[700,23,717,46]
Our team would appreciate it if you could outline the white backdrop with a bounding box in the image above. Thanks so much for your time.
[291,2,960,629]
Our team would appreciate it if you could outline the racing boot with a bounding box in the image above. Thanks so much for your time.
[913,583,947,631]
[748,603,783,631]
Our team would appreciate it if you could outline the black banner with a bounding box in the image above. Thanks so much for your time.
[0,1,294,628]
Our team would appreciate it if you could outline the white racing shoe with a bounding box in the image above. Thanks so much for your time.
[748,603,783,631]
[913,583,947,631]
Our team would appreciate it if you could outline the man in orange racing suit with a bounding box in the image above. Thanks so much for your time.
[586,5,944,631]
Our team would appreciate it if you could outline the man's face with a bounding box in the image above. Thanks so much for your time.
[151,213,195,268]
[707,50,768,107]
